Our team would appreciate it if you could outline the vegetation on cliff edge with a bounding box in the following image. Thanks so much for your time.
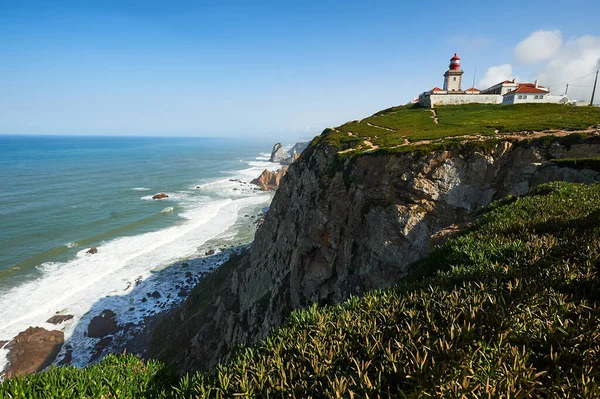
[328,103,600,150]
[2,181,600,398]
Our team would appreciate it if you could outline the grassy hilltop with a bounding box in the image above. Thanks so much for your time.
[2,104,600,398]
[326,103,600,151]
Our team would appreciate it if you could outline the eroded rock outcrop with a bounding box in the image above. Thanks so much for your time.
[152,133,600,373]
[270,142,308,165]
[269,143,288,163]
[250,167,288,191]
[5,327,64,378]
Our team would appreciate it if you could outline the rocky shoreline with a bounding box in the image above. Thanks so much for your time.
[0,242,257,379]
[0,141,306,380]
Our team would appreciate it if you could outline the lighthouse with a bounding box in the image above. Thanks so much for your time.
[443,53,463,92]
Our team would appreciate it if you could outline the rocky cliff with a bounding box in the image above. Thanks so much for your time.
[152,131,600,372]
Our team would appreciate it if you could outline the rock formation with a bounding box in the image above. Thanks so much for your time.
[5,327,64,378]
[250,167,288,191]
[152,134,600,373]
[87,309,117,338]
[46,314,74,325]
[270,142,308,165]
[152,193,169,200]
[282,142,308,165]
[86,247,98,254]
[269,143,288,163]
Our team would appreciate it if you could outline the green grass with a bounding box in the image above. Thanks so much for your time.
[551,156,600,172]
[3,181,600,398]
[332,103,600,149]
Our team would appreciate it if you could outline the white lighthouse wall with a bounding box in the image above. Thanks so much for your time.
[429,94,502,107]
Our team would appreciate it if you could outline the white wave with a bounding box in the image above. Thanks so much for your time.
[160,207,174,214]
[67,242,78,248]
[131,187,151,191]
[192,178,231,190]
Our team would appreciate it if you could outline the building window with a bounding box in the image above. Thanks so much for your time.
[523,95,528,99]
[517,95,522,99]
[453,77,456,81]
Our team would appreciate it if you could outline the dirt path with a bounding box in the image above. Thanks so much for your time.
[337,128,599,154]
[366,122,395,132]
[430,109,439,124]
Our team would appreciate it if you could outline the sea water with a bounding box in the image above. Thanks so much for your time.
[0,135,281,371]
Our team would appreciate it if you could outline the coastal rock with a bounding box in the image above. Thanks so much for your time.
[269,143,288,163]
[87,247,98,254]
[281,142,308,165]
[57,344,72,366]
[90,337,113,362]
[205,249,215,256]
[87,309,117,338]
[46,314,74,325]
[5,327,64,378]
[152,193,169,200]
[250,167,288,191]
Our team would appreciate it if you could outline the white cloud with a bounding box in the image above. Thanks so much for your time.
[477,31,600,100]
[514,30,562,64]
[536,35,600,100]
[479,64,513,89]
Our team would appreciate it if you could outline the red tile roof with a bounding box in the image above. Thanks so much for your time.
[519,83,548,90]
[503,85,548,95]
[430,87,444,92]
[465,87,480,92]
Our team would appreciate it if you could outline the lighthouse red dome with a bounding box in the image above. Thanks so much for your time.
[449,53,461,70]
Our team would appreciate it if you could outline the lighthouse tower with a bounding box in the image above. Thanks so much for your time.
[443,53,463,92]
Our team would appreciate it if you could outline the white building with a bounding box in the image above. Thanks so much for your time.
[501,82,549,104]
[418,54,570,107]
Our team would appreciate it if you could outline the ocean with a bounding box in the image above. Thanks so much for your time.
[0,134,281,371]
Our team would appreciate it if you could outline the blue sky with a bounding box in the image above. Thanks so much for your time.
[1,0,599,137]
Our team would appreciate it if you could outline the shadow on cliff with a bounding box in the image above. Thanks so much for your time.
[56,246,246,369]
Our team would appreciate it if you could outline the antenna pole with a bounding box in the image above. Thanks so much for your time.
[471,66,477,95]
[590,70,598,106]
[565,84,568,96]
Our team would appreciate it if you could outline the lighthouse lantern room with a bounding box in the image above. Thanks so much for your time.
[443,53,464,92]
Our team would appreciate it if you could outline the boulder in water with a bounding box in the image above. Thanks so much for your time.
[87,247,98,254]
[205,249,215,256]
[46,314,74,325]
[152,193,169,200]
[5,327,64,378]
[87,309,117,338]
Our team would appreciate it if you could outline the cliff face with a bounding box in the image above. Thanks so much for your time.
[152,133,600,372]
